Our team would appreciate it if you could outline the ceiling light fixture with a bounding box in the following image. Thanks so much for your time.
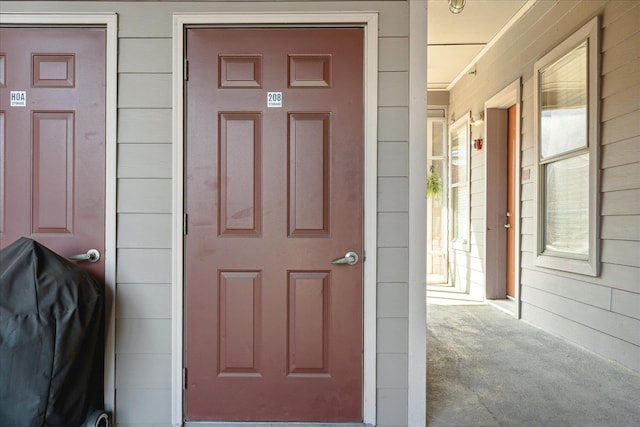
[448,0,466,14]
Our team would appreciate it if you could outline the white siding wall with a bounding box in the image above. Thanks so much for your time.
[1,1,415,426]
[448,0,640,372]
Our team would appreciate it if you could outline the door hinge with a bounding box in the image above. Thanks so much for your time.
[183,213,188,235]
[183,367,187,389]
[183,59,189,81]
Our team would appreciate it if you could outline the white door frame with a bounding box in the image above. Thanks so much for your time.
[172,12,378,426]
[483,78,522,318]
[0,12,118,413]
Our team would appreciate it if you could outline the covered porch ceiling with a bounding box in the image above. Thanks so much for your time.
[428,0,534,91]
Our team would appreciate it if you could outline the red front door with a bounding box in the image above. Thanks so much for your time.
[185,28,364,422]
[0,28,106,281]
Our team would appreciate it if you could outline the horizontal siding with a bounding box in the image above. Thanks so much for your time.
[601,137,640,168]
[379,72,409,107]
[378,177,409,211]
[116,249,172,284]
[118,109,172,143]
[116,318,172,354]
[117,283,172,319]
[601,215,640,241]
[115,389,172,424]
[117,144,172,178]
[612,289,640,320]
[118,74,172,109]
[117,214,172,248]
[116,354,172,388]
[118,38,172,73]
[378,107,409,141]
[448,0,640,372]
[601,29,640,74]
[378,141,409,177]
[117,179,172,213]
[378,212,409,247]
[520,268,612,310]
[522,303,640,372]
[377,283,409,318]
[521,287,640,346]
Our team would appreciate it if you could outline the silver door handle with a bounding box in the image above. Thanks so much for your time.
[504,224,511,228]
[331,251,359,266]
[69,249,101,263]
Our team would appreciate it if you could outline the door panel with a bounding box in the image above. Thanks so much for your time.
[185,28,363,422]
[0,28,106,281]
[506,105,517,298]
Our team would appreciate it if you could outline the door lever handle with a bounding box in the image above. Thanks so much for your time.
[331,251,359,266]
[69,249,101,263]
[504,224,511,228]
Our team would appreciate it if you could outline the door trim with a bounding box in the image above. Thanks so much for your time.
[0,12,118,414]
[172,12,378,426]
[483,78,522,318]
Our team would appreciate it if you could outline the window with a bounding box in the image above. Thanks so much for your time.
[427,118,448,284]
[533,17,600,276]
[449,113,470,251]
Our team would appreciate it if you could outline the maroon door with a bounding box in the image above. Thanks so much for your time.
[0,28,106,281]
[185,28,364,422]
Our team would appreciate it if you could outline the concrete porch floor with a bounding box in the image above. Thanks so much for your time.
[427,302,640,427]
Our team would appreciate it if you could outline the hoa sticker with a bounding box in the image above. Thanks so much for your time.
[267,92,282,108]
[10,91,26,107]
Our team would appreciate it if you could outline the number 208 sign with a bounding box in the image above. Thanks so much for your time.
[267,92,282,108]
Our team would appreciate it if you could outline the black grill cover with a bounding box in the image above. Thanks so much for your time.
[0,238,104,427]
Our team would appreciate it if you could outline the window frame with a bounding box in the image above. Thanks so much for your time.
[533,16,601,276]
[448,112,471,252]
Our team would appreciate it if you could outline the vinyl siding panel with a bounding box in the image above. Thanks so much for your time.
[601,215,640,241]
[522,303,640,372]
[116,249,172,284]
[379,72,409,107]
[601,137,640,168]
[377,283,409,318]
[118,74,172,109]
[117,214,172,249]
[378,107,409,141]
[378,141,409,177]
[118,109,172,143]
[379,38,409,72]
[118,38,172,73]
[601,30,640,74]
[117,179,172,214]
[116,354,172,388]
[115,389,172,424]
[448,0,640,372]
[116,318,172,354]
[378,213,409,247]
[117,144,172,179]
[117,283,172,319]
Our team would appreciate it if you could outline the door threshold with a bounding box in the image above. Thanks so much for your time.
[185,423,369,427]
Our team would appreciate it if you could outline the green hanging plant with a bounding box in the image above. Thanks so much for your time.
[426,165,443,199]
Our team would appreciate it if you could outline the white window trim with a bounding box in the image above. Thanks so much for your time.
[533,16,601,277]
[172,12,379,426]
[449,112,471,252]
